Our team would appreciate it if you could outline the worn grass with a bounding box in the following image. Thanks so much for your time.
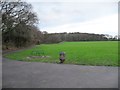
[5,41,118,66]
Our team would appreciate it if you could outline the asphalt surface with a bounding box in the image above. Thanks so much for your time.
[2,58,118,88]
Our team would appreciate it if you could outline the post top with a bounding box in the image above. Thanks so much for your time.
[59,52,65,55]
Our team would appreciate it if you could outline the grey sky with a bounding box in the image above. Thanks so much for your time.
[26,0,119,36]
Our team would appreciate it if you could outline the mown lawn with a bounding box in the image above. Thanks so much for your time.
[4,41,118,66]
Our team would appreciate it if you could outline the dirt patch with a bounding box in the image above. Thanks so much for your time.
[26,56,51,60]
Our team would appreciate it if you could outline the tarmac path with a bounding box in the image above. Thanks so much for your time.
[2,58,118,88]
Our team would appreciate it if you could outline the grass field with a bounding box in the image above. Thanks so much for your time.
[4,41,118,66]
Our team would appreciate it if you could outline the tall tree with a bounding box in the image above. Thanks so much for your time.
[0,1,39,49]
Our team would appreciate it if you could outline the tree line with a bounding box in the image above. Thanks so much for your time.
[0,1,118,50]
[42,32,118,44]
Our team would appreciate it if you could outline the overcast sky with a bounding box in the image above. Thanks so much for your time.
[26,0,119,36]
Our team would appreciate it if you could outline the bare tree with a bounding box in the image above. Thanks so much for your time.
[0,1,40,49]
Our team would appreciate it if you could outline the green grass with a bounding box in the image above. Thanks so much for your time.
[4,41,118,66]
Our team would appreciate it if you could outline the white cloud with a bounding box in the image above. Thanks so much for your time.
[25,0,118,36]
[41,14,118,36]
[30,1,118,29]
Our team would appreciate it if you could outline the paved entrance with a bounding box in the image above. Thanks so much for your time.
[2,58,118,88]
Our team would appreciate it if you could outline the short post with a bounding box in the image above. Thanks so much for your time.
[59,52,65,64]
